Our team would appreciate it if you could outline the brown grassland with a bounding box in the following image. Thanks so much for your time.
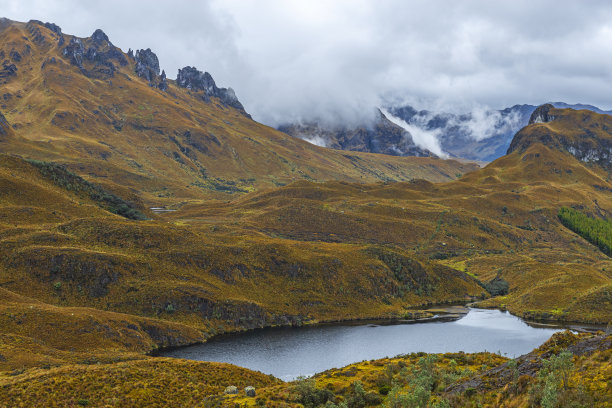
[0,19,610,407]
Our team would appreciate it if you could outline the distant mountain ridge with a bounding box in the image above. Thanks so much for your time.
[279,102,612,162]
[278,109,435,158]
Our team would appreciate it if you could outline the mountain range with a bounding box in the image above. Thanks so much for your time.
[0,18,610,407]
[280,102,612,162]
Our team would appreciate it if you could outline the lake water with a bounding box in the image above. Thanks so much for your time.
[161,308,561,381]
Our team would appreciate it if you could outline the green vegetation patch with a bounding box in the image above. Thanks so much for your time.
[28,160,147,220]
[558,207,611,256]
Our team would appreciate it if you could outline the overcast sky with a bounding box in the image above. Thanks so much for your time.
[3,0,612,125]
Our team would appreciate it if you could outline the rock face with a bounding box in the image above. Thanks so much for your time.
[0,58,17,84]
[61,29,127,79]
[279,109,435,157]
[133,48,168,90]
[176,66,249,116]
[528,103,556,124]
[134,48,159,82]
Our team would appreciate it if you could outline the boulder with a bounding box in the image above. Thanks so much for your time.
[224,386,238,395]
[244,386,256,397]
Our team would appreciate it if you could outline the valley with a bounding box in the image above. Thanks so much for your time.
[0,17,610,408]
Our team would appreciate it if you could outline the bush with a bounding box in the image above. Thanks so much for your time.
[293,377,334,408]
[484,277,509,296]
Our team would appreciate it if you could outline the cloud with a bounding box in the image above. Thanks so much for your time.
[3,0,612,126]
[458,107,523,141]
[380,109,446,157]
[300,134,328,148]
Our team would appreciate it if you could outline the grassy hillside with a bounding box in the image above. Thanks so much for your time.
[0,19,475,207]
[0,18,611,407]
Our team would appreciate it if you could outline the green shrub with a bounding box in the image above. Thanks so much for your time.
[484,277,509,296]
[28,160,147,220]
[293,377,334,408]
[558,207,611,256]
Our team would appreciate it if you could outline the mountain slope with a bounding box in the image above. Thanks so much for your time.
[0,19,474,208]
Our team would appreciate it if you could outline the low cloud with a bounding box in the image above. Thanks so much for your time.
[455,107,524,141]
[381,108,446,157]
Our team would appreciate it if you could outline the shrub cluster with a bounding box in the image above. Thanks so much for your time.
[28,160,147,220]
[558,207,611,256]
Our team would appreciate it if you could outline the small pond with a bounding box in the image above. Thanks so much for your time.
[161,308,562,381]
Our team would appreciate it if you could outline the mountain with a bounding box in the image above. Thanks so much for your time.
[278,108,435,157]
[280,102,612,163]
[387,102,612,162]
[0,18,474,210]
[508,104,612,170]
[0,16,610,407]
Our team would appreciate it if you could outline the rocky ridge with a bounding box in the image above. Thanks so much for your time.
[176,66,248,116]
[2,19,245,114]
[61,28,128,79]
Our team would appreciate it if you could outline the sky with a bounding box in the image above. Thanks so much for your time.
[3,0,612,126]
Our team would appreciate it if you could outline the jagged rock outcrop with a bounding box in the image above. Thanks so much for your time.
[62,37,84,66]
[0,58,18,83]
[134,48,159,82]
[159,70,168,91]
[26,20,46,45]
[176,66,248,116]
[90,29,109,46]
[61,29,127,79]
[133,48,168,90]
[29,20,64,45]
[43,22,62,36]
[279,109,435,157]
[528,103,556,124]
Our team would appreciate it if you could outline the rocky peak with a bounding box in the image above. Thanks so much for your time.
[176,66,248,115]
[134,48,160,84]
[61,30,127,79]
[44,22,62,36]
[529,104,556,125]
[176,66,216,93]
[91,29,110,46]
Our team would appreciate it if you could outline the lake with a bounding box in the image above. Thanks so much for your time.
[160,308,562,381]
